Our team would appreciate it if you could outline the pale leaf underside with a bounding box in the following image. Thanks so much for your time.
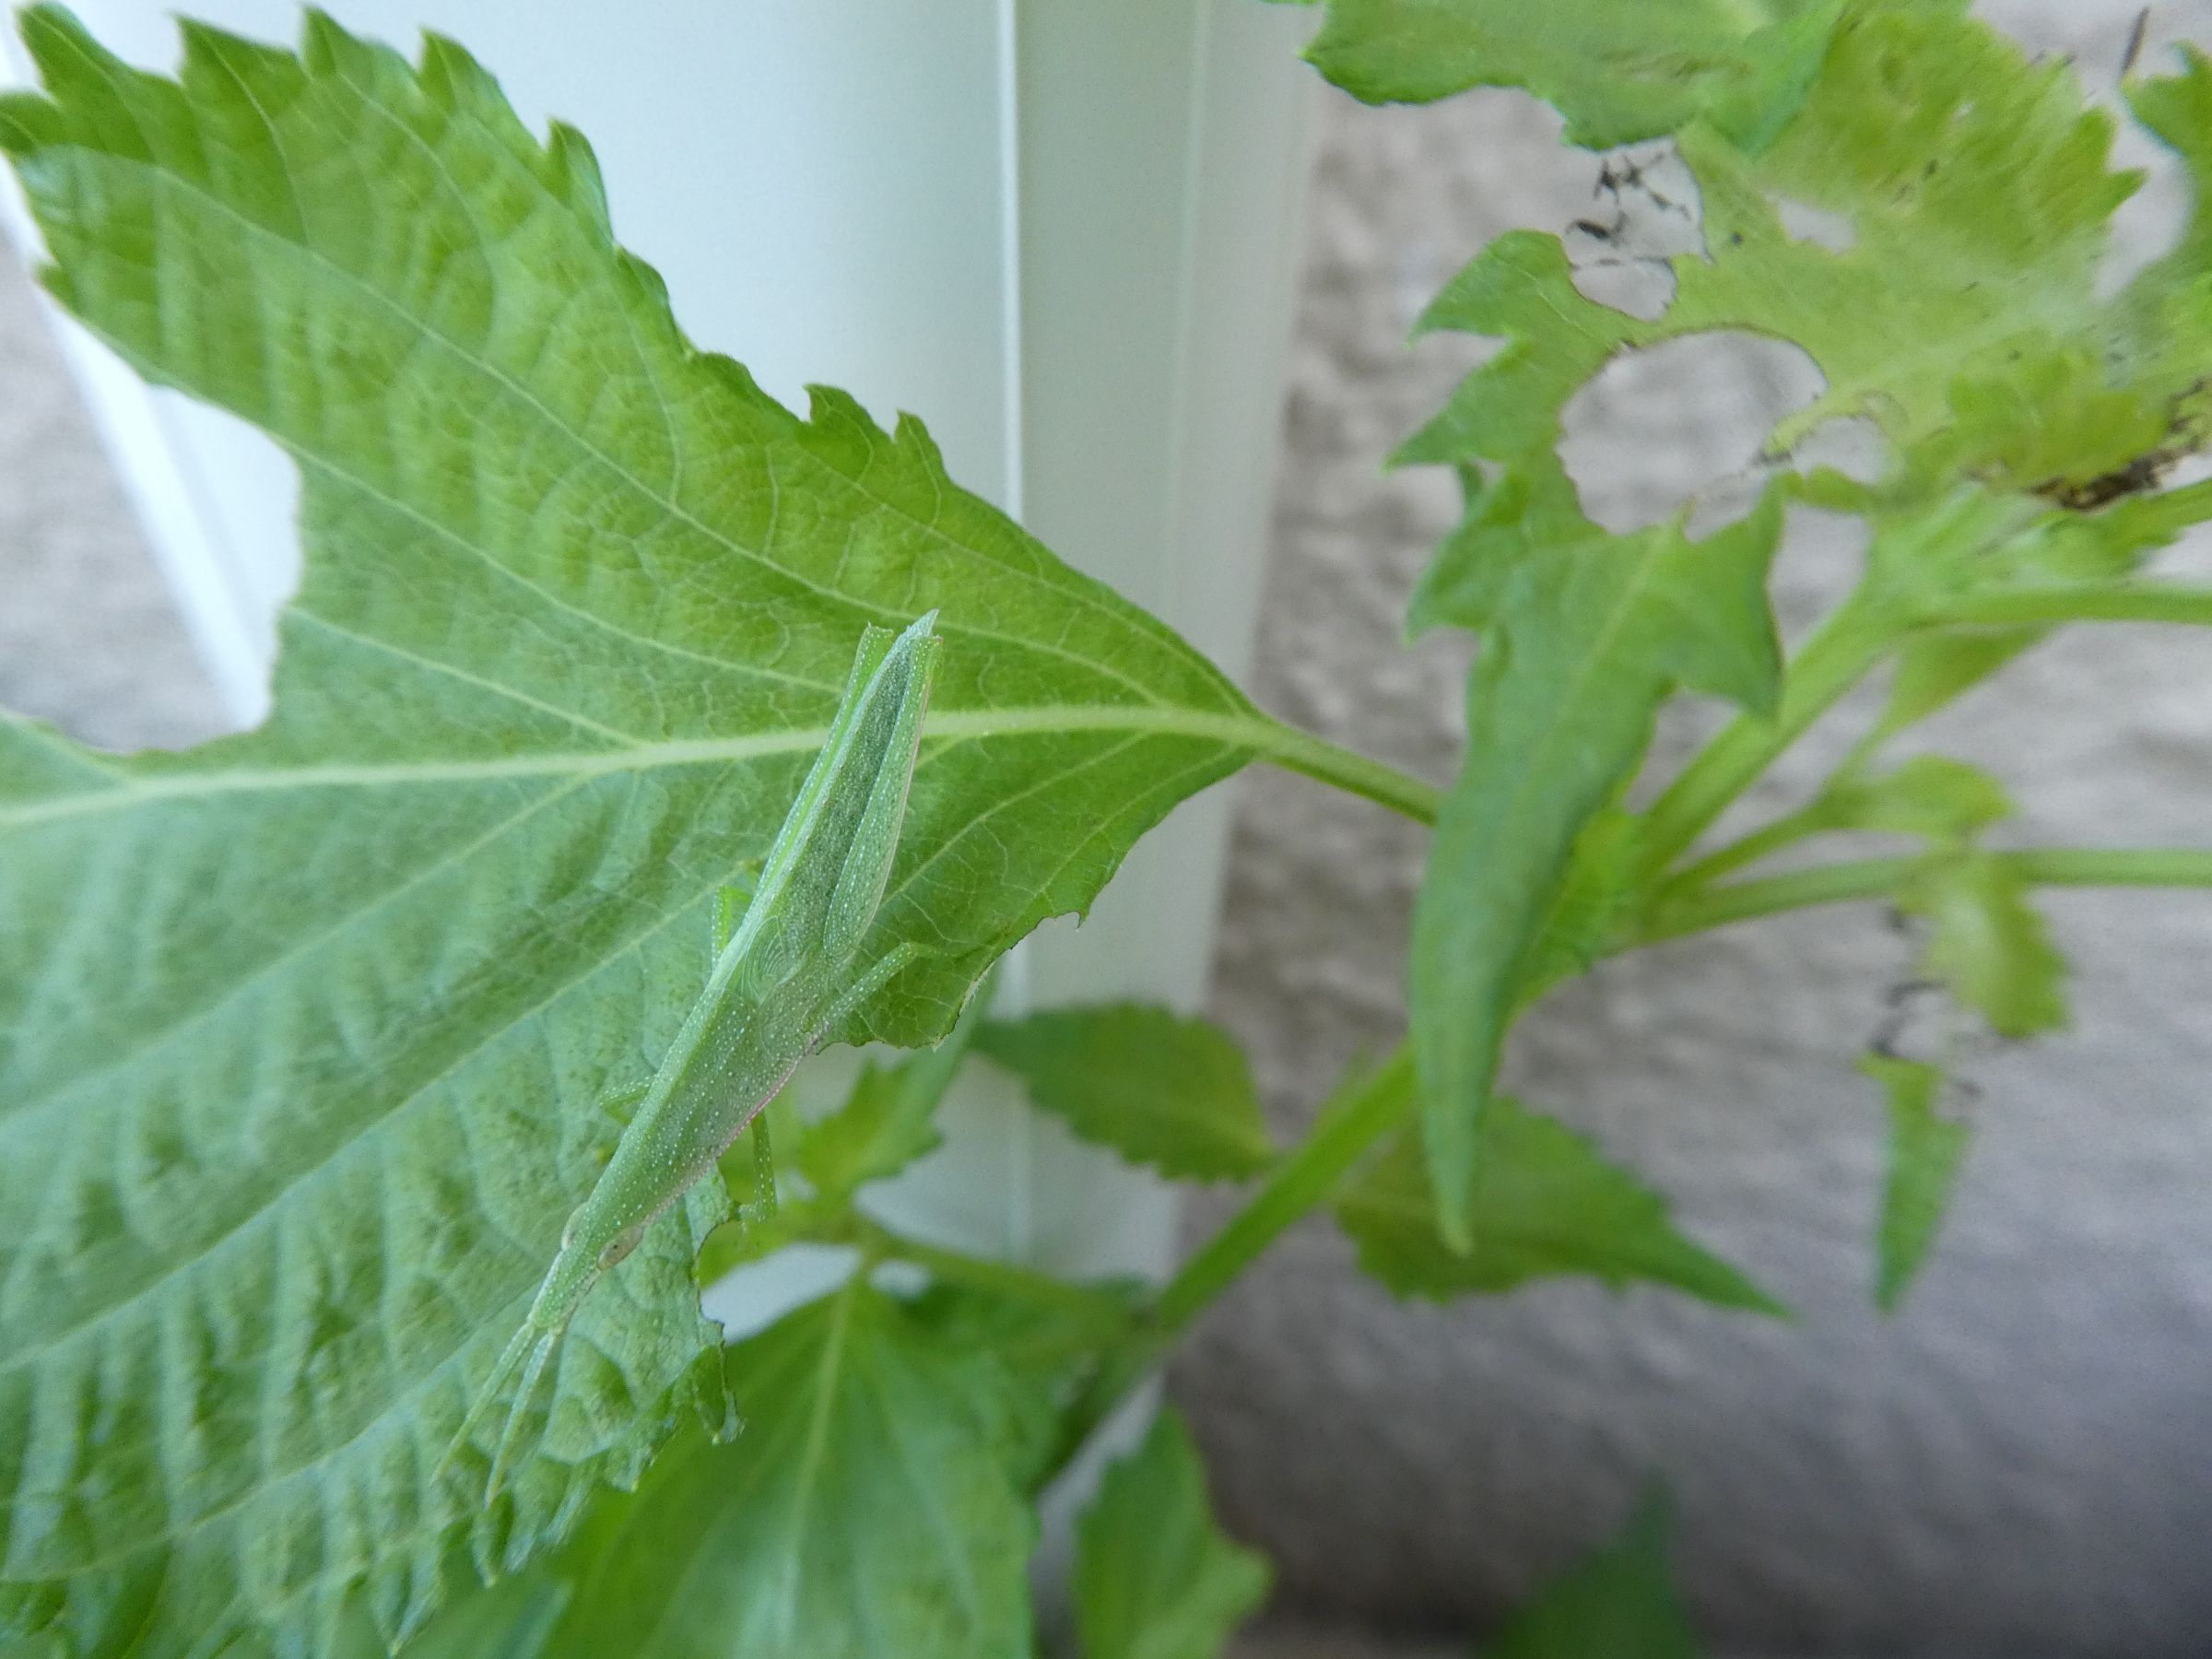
[0,8,1271,1651]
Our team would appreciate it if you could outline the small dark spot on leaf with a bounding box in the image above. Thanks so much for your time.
[2041,452,2169,511]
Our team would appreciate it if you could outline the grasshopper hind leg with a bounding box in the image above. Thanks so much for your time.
[437,1310,571,1501]
[437,1320,532,1486]
[814,941,931,1040]
[483,1324,564,1500]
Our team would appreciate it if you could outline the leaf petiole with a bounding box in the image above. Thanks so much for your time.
[1924,584,2212,630]
[1252,720,1443,826]
[1659,798,1842,893]
[1043,1047,1417,1482]
[854,1217,1138,1334]
[1636,595,1901,879]
[1641,581,2212,888]
[1631,848,2212,944]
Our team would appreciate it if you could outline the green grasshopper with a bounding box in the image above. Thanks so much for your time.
[444,611,943,1495]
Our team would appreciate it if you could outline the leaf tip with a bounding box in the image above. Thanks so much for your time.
[891,408,949,477]
[547,118,612,233]
[1739,1279,1794,1323]
[15,1,117,102]
[296,6,370,76]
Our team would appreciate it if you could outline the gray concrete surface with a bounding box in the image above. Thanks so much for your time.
[0,253,227,748]
[5,5,2211,1657]
[1187,5,2212,1655]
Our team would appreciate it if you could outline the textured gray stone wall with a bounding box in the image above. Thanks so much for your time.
[1192,5,2212,1655]
[0,259,227,747]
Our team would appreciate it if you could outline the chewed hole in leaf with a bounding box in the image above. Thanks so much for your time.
[1792,417,1889,485]
[1559,332,1825,534]
[1570,260,1678,322]
[1770,195,1857,253]
[1568,143,1704,321]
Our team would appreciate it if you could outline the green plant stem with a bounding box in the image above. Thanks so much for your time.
[1663,800,1835,892]
[1641,581,2212,890]
[1158,1047,1415,1333]
[858,1218,1135,1331]
[1255,720,1442,826]
[1041,1047,1417,1484]
[1926,585,2212,629]
[1637,597,1899,878]
[1635,848,2212,943]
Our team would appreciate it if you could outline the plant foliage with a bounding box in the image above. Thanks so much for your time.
[1861,1055,1971,1312]
[0,7,1268,1649]
[1336,1084,1783,1314]
[1072,1410,1271,1659]
[1481,1496,1703,1659]
[530,1283,1044,1659]
[976,1005,1275,1182]
[1321,0,2212,1239]
[5,1,2211,1655]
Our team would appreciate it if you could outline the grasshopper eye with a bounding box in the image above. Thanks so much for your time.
[597,1224,646,1272]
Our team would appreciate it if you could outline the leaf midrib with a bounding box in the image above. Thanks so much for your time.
[0,703,1277,832]
[1446,541,1673,954]
[5,759,1253,1553]
[772,1282,859,1641]
[0,724,1246,1382]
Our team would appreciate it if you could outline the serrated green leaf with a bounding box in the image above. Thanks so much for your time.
[535,1282,1037,1659]
[1812,755,2013,845]
[794,976,992,1208]
[1074,1410,1271,1659]
[1401,12,2168,495]
[1335,1077,1783,1315]
[2119,48,2212,373]
[1669,19,2149,475]
[1394,3,2212,1244]
[335,1570,568,1659]
[335,1282,1064,1659]
[1899,852,2069,1038]
[902,1281,1139,1488]
[1482,1494,1701,1659]
[1298,0,1841,150]
[1519,806,1643,1003]
[1409,481,1784,1245]
[1860,1054,1971,1312]
[975,1005,1274,1182]
[0,10,1271,1652]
